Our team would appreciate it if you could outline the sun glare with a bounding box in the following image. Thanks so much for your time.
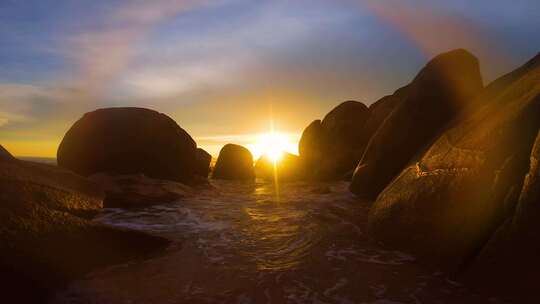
[248,132,298,162]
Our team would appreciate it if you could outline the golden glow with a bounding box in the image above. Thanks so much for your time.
[247,132,298,162]
[3,140,58,158]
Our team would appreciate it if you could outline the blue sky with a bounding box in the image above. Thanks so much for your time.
[1,0,539,156]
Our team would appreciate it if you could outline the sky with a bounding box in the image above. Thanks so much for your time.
[1,0,539,157]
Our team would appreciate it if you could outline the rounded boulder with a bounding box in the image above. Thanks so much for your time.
[212,144,254,180]
[57,107,197,183]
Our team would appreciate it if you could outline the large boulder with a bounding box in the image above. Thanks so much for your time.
[195,148,212,178]
[367,51,540,276]
[350,49,483,199]
[0,156,170,302]
[299,100,369,180]
[88,173,193,208]
[462,128,540,302]
[212,144,254,180]
[255,152,303,182]
[57,107,198,183]
[0,144,15,161]
[360,85,409,145]
[298,119,324,172]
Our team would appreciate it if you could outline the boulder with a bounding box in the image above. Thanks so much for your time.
[0,159,104,217]
[0,144,15,161]
[212,144,255,180]
[367,52,540,273]
[195,148,212,178]
[350,49,483,199]
[461,128,540,302]
[57,107,197,183]
[458,54,540,302]
[89,173,193,208]
[255,152,303,182]
[0,158,170,302]
[299,100,369,180]
[361,85,409,144]
[298,119,324,172]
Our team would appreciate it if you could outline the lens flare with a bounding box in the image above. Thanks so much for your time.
[250,132,296,162]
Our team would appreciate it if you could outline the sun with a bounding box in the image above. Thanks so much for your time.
[248,132,298,162]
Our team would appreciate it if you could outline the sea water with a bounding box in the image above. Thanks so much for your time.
[52,181,501,304]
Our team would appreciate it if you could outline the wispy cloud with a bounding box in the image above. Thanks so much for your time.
[64,0,212,97]
[0,0,213,143]
[113,1,346,99]
[0,111,27,127]
[0,84,86,128]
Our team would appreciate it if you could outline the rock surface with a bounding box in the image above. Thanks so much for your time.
[195,148,212,178]
[212,144,255,180]
[0,153,170,302]
[298,119,324,174]
[458,54,540,302]
[350,49,483,199]
[299,101,369,180]
[0,144,15,161]
[461,127,540,302]
[255,152,303,182]
[57,107,198,183]
[361,86,409,146]
[89,173,193,208]
[367,51,540,280]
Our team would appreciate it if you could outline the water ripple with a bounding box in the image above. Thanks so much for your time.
[53,180,498,304]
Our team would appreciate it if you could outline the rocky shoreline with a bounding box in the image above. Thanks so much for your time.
[0,152,170,303]
[1,48,539,303]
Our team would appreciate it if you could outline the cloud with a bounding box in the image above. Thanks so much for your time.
[112,1,347,100]
[63,0,212,97]
[0,0,214,138]
[0,84,87,131]
[0,111,29,127]
[3,0,538,158]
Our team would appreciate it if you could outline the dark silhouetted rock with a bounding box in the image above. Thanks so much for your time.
[212,144,255,180]
[361,85,410,144]
[367,51,540,278]
[255,152,303,182]
[299,100,369,180]
[0,144,15,161]
[0,159,170,302]
[298,119,323,170]
[351,49,483,199]
[89,173,192,208]
[57,107,197,183]
[195,148,212,178]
